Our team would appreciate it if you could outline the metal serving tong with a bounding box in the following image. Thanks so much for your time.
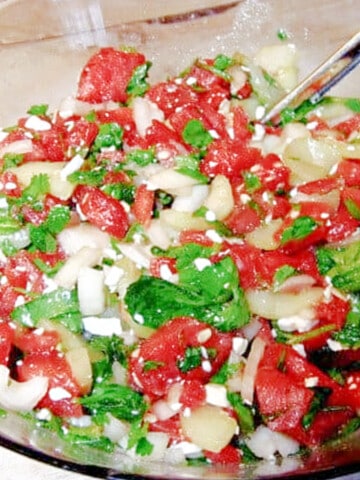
[261,30,360,124]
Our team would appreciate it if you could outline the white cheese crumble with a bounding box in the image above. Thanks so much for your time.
[205,383,229,407]
[277,309,317,333]
[304,376,319,388]
[82,316,122,336]
[48,387,72,401]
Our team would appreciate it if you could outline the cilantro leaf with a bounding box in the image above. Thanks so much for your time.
[182,119,213,149]
[67,168,106,186]
[93,123,123,151]
[20,174,50,203]
[45,205,71,234]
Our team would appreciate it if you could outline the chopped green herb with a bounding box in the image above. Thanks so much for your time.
[3,153,24,170]
[182,119,213,149]
[93,123,123,151]
[102,182,135,203]
[126,62,151,97]
[227,392,254,434]
[126,148,156,167]
[281,216,317,244]
[80,383,147,423]
[27,104,49,116]
[11,287,81,331]
[243,171,262,193]
[143,360,166,372]
[302,387,332,430]
[273,265,297,289]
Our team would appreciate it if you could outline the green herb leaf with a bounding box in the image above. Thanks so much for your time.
[27,104,49,116]
[182,119,213,149]
[93,123,123,151]
[344,98,360,113]
[227,392,254,434]
[44,205,71,234]
[67,168,106,186]
[125,247,250,332]
[344,198,360,220]
[281,216,317,244]
[333,295,360,347]
[175,154,209,183]
[11,287,81,331]
[177,346,215,373]
[80,384,147,423]
[29,224,57,253]
[213,54,234,72]
[102,182,135,203]
[20,174,50,203]
[316,241,360,292]
[3,153,24,170]
[243,171,262,193]
[302,387,332,430]
[126,62,151,97]
[273,265,297,289]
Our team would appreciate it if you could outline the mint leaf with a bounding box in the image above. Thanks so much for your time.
[80,384,147,422]
[11,288,81,331]
[125,248,250,332]
[281,216,317,244]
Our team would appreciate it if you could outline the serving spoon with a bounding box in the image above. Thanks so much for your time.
[261,30,360,124]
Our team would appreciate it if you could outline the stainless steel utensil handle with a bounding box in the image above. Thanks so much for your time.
[261,30,360,124]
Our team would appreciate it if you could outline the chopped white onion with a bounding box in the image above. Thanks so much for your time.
[246,425,299,460]
[0,365,48,411]
[77,266,105,316]
[240,336,266,405]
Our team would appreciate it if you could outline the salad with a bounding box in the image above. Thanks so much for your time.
[0,43,359,469]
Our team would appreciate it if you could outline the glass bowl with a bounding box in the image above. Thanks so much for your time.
[0,1,359,479]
